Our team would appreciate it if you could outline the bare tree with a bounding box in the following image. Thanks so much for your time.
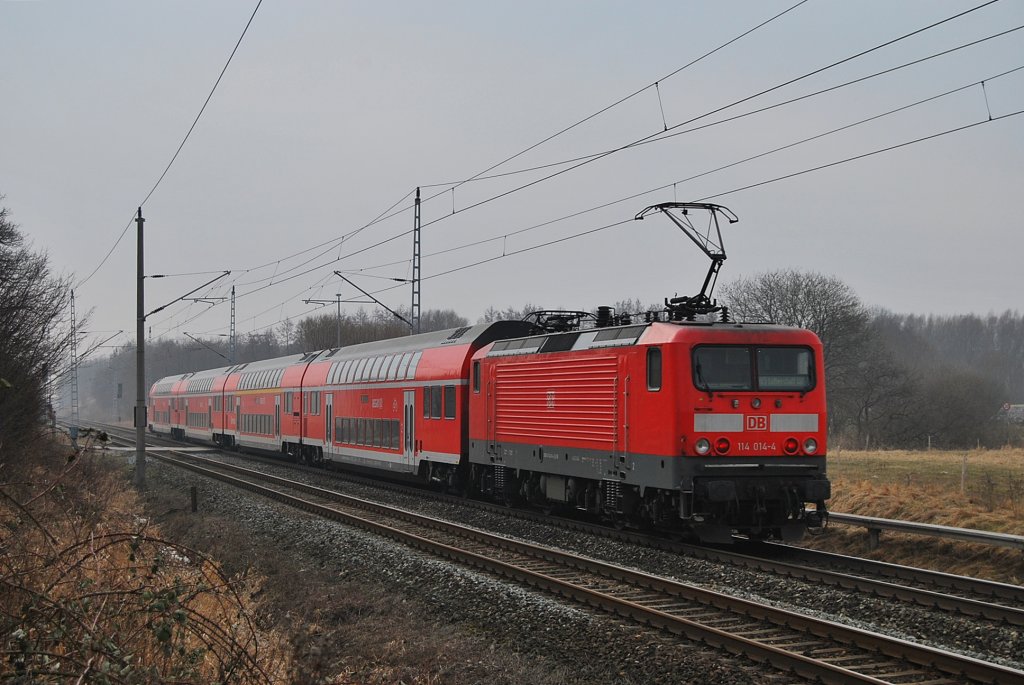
[0,199,83,452]
[478,302,545,323]
[719,270,881,438]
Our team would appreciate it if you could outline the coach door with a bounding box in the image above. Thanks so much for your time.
[403,389,416,469]
[324,393,333,458]
[274,396,281,438]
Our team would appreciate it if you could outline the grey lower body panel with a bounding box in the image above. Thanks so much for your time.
[469,439,683,492]
[469,440,828,494]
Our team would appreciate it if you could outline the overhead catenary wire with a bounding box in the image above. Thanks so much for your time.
[179,69,1024,340]
[75,0,264,291]
[160,0,1003,312]
[222,29,1023,306]
[170,2,810,295]
[348,62,1024,277]
[412,22,1024,190]
[145,1,1010,339]
[316,108,1024,307]
[415,0,812,197]
[193,103,1024,342]
[411,0,1004,233]
[81,3,1011,302]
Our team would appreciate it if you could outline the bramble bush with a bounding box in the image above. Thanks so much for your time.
[0,433,286,683]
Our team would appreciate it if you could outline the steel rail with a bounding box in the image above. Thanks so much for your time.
[89,421,1024,626]
[137,446,1023,684]
[828,512,1024,551]
[754,542,1024,607]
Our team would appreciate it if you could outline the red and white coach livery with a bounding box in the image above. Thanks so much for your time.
[150,321,533,478]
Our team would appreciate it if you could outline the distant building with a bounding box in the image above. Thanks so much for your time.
[1000,404,1024,423]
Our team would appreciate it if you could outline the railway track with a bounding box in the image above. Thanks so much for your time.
[95,430,1024,684]
[87,422,1024,629]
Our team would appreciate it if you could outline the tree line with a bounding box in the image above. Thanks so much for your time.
[720,270,1021,450]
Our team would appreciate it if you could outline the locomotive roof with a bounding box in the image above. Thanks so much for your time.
[485,320,817,357]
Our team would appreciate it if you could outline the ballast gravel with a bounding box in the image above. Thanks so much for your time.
[145,450,1024,677]
[144,457,793,684]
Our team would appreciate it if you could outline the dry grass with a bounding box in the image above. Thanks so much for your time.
[147,477,573,685]
[800,447,1024,584]
[0,434,289,683]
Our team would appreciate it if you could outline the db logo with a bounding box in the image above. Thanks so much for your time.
[746,415,768,431]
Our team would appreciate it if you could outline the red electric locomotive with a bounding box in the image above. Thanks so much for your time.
[466,318,829,542]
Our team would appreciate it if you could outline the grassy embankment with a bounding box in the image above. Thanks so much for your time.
[2,435,573,684]
[803,448,1024,584]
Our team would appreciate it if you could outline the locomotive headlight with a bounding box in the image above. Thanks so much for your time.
[783,437,800,455]
[751,398,762,409]
[714,437,730,454]
[695,438,712,455]
[803,438,818,455]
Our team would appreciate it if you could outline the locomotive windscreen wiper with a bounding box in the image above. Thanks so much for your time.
[694,362,713,399]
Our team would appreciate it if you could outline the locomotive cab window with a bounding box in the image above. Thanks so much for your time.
[693,346,752,391]
[692,345,815,392]
[756,347,814,391]
[647,347,662,391]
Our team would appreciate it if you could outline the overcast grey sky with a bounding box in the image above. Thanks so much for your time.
[3,1,1023,350]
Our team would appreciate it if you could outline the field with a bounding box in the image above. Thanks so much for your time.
[801,448,1024,584]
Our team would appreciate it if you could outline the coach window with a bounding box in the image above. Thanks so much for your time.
[369,356,385,381]
[647,347,662,391]
[473,361,480,393]
[407,351,423,380]
[443,385,456,419]
[431,385,443,419]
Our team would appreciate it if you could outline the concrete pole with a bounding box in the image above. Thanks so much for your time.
[134,207,147,488]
